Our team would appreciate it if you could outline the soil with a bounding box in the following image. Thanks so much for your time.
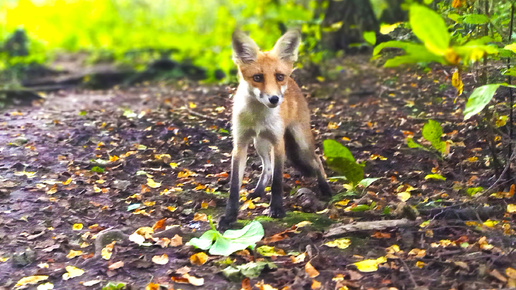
[0,54,515,290]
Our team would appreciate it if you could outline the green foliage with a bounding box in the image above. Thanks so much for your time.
[409,4,449,55]
[464,84,516,120]
[222,261,277,281]
[0,0,317,81]
[187,219,264,256]
[323,139,364,187]
[466,187,483,196]
[424,174,446,181]
[407,119,447,156]
[91,166,105,173]
[102,282,126,290]
[363,31,376,46]
[374,3,499,67]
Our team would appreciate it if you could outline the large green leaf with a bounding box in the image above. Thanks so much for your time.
[323,140,364,186]
[463,84,502,120]
[409,4,450,55]
[187,221,264,256]
[323,139,355,162]
[422,119,445,153]
[363,31,376,45]
[462,13,489,25]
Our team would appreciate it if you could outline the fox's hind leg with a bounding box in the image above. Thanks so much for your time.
[285,124,332,198]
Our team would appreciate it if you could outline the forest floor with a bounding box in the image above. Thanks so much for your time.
[0,54,515,290]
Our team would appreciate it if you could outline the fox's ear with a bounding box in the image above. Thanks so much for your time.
[232,30,259,65]
[272,30,301,62]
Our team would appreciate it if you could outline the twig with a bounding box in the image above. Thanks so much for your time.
[323,218,418,238]
[399,256,418,288]
[484,150,516,194]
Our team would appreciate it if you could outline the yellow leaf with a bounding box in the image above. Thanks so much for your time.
[305,261,320,278]
[152,254,169,265]
[507,204,516,213]
[101,241,116,260]
[504,43,516,53]
[328,122,339,129]
[145,282,160,290]
[380,22,402,34]
[506,267,516,279]
[62,266,84,280]
[416,261,426,268]
[62,178,72,185]
[324,238,351,249]
[483,219,499,228]
[189,102,197,109]
[190,252,209,265]
[72,223,83,230]
[109,155,119,162]
[66,249,83,259]
[408,248,426,258]
[193,212,208,222]
[170,162,178,168]
[37,282,54,290]
[147,178,161,189]
[15,275,49,287]
[397,191,411,202]
[452,70,463,96]
[295,221,312,228]
[354,256,387,272]
[255,280,278,290]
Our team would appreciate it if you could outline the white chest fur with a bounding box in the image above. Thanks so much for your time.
[232,81,283,142]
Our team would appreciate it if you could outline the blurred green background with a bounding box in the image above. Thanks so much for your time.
[0,0,397,83]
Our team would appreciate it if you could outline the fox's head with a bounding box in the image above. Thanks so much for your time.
[232,30,301,108]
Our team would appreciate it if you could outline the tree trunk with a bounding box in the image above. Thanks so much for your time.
[321,0,379,51]
[379,0,408,24]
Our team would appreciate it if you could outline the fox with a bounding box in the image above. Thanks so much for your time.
[219,30,332,229]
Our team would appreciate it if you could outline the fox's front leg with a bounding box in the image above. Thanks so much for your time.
[219,142,248,230]
[248,137,272,199]
[269,138,286,218]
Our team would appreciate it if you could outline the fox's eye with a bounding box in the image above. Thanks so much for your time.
[253,74,264,82]
[275,74,285,82]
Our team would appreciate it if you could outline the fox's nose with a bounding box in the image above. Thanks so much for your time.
[269,95,279,104]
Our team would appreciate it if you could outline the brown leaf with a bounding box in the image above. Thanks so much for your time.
[108,261,124,271]
[490,269,507,283]
[190,252,209,266]
[152,218,166,231]
[241,277,252,290]
[305,261,320,278]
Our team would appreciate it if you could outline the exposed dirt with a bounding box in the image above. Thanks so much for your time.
[0,54,515,290]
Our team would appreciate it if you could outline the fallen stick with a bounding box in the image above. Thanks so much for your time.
[323,218,417,238]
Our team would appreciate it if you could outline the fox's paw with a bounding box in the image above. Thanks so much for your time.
[218,215,237,231]
[268,206,286,219]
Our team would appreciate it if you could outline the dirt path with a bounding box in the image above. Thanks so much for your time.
[1,55,515,289]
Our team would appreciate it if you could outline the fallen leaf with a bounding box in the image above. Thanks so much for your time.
[152,218,166,231]
[101,241,116,260]
[62,265,85,280]
[108,261,124,270]
[170,234,183,247]
[305,261,320,278]
[311,279,321,289]
[152,254,169,265]
[66,249,83,259]
[190,252,209,265]
[291,252,307,264]
[241,278,252,290]
[37,282,54,290]
[15,275,49,288]
[506,267,516,279]
[145,282,160,290]
[72,223,83,230]
[147,178,161,188]
[255,280,278,290]
[354,256,387,272]
[324,238,351,249]
[193,212,208,222]
[507,204,516,214]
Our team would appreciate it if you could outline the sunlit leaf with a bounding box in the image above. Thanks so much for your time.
[324,238,351,249]
[190,252,209,265]
[15,275,49,288]
[305,261,320,278]
[62,266,84,280]
[152,254,169,265]
[409,4,450,55]
[354,256,387,272]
